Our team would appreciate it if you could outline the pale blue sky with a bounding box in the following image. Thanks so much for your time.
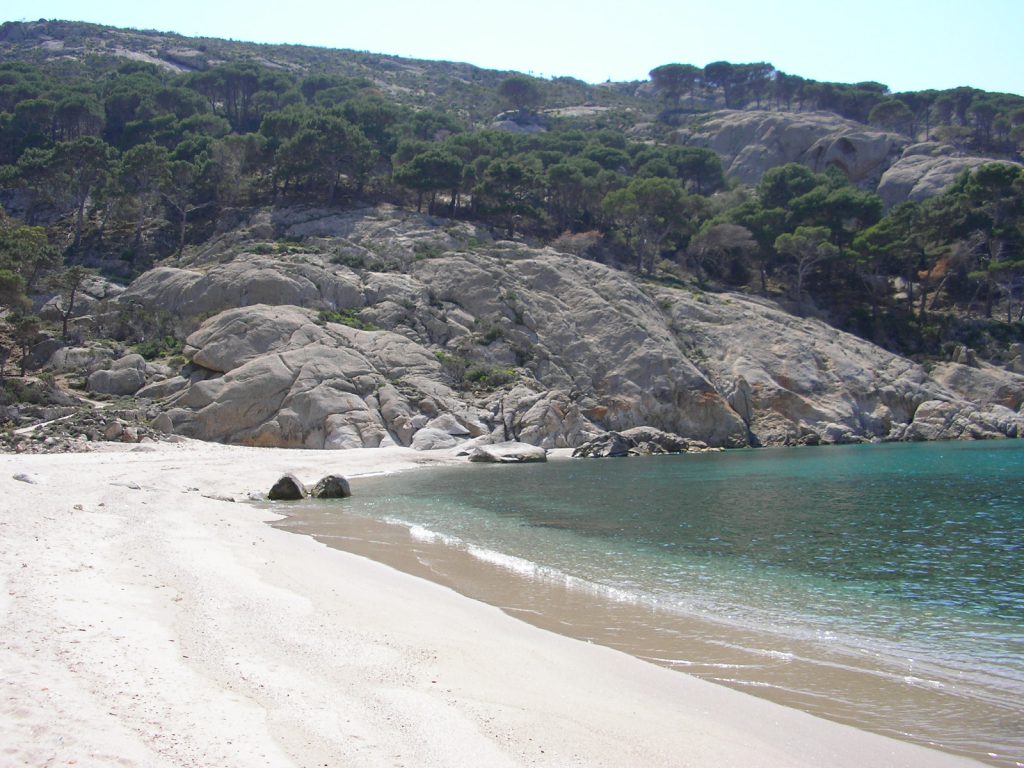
[8,1,1024,96]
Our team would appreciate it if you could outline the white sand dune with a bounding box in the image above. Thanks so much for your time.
[0,441,984,767]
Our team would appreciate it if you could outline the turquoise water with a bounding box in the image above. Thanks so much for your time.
[278,440,1024,765]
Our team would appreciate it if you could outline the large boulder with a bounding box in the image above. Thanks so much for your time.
[571,427,705,458]
[928,362,1024,412]
[310,475,351,499]
[268,473,306,500]
[160,305,462,449]
[468,441,547,463]
[410,428,461,451]
[876,146,1019,207]
[685,110,905,187]
[572,431,635,458]
[902,400,1021,441]
[119,255,365,325]
[47,345,116,374]
[87,354,148,396]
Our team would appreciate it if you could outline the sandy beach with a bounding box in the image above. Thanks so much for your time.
[0,440,986,767]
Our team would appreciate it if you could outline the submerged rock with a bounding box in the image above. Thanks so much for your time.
[268,473,307,500]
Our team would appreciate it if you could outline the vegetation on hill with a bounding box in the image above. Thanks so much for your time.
[650,61,1024,157]
[0,19,1022,389]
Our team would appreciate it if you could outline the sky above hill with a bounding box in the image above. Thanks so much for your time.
[11,0,1024,96]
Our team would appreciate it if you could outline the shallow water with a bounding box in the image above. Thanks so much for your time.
[273,440,1024,766]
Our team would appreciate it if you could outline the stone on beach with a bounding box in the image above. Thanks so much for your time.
[310,474,352,498]
[268,473,307,500]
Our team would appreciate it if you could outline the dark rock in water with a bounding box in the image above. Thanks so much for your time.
[268,473,306,500]
[573,427,707,458]
[468,441,547,463]
[311,474,351,499]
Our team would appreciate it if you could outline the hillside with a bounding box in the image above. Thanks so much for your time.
[1,20,1022,451]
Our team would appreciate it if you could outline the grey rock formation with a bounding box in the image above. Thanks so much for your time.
[876,146,1020,207]
[685,110,905,187]
[684,111,1018,205]
[901,400,1021,441]
[119,207,1023,451]
[310,475,351,498]
[468,441,548,463]
[120,256,364,324]
[410,428,461,451]
[136,376,189,400]
[47,345,116,374]
[929,362,1024,412]
[37,274,125,323]
[87,354,148,396]
[572,427,708,458]
[572,431,635,458]
[268,473,306,500]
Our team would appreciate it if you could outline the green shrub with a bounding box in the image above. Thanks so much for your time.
[318,309,377,330]
[435,351,467,385]
[464,364,517,389]
[133,336,184,360]
[332,250,366,269]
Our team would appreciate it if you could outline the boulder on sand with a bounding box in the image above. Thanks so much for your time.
[268,473,307,500]
[311,474,352,498]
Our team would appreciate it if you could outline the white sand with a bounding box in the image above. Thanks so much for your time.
[0,440,985,767]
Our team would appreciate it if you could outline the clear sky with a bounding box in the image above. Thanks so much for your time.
[8,0,1024,96]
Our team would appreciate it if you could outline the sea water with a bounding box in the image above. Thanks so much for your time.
[274,440,1024,766]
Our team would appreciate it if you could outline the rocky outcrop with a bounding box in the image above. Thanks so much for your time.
[685,110,905,187]
[898,400,1021,441]
[87,353,148,396]
[37,274,125,323]
[268,473,306,500]
[310,475,351,498]
[155,304,476,449]
[684,112,1017,205]
[876,144,1020,207]
[120,256,364,325]
[122,207,1024,451]
[468,441,547,463]
[572,427,713,458]
[928,362,1024,412]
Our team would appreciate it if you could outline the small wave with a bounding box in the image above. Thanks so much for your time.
[467,545,540,577]
[640,656,762,671]
[395,521,463,548]
[464,544,645,606]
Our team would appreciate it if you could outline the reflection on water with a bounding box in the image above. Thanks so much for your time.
[273,440,1024,767]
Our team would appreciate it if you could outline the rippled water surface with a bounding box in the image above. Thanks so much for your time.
[277,440,1024,765]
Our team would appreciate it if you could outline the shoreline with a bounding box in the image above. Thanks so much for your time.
[0,440,988,767]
